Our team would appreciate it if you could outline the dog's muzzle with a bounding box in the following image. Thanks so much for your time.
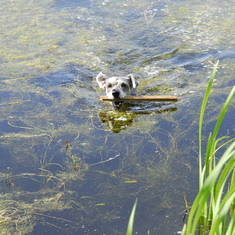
[111,90,123,109]
[112,90,120,98]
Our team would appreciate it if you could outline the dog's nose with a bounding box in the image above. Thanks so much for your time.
[112,90,120,98]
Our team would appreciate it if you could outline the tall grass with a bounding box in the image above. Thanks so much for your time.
[182,61,235,235]
[126,61,235,235]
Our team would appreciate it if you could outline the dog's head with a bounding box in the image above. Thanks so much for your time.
[96,72,138,109]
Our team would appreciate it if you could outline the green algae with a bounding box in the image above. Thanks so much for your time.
[0,0,102,78]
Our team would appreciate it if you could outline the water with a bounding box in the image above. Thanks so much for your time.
[0,0,234,234]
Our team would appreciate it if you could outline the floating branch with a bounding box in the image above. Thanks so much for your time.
[100,95,178,102]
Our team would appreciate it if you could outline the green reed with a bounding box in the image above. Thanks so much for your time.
[126,198,138,235]
[125,61,235,235]
[182,61,235,235]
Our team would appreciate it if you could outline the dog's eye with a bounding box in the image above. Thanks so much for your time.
[107,84,112,88]
[121,83,127,88]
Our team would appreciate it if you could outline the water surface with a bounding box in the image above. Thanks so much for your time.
[0,0,234,234]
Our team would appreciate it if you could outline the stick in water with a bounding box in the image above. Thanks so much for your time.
[100,95,178,102]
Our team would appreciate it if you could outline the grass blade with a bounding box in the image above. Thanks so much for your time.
[126,198,138,235]
[209,192,235,235]
[199,60,219,189]
[211,85,235,143]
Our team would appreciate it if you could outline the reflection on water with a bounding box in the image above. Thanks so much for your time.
[0,0,234,234]
[99,104,177,133]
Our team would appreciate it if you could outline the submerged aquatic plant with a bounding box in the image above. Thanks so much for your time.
[182,61,235,234]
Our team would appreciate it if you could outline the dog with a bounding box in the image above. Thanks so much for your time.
[96,72,138,109]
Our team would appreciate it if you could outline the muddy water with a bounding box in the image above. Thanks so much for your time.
[0,0,234,234]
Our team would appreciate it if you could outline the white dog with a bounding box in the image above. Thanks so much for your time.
[96,72,138,109]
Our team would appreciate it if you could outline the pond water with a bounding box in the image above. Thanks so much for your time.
[0,0,234,234]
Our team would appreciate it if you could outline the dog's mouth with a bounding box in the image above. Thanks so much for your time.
[113,101,123,109]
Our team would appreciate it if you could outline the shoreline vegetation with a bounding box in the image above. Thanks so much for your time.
[182,61,235,234]
[127,61,235,235]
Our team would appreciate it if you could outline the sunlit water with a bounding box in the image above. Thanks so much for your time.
[0,0,234,234]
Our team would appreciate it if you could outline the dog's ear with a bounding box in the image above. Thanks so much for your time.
[127,74,138,89]
[96,72,108,89]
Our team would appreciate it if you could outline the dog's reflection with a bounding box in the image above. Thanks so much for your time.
[99,110,135,133]
[99,105,177,133]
